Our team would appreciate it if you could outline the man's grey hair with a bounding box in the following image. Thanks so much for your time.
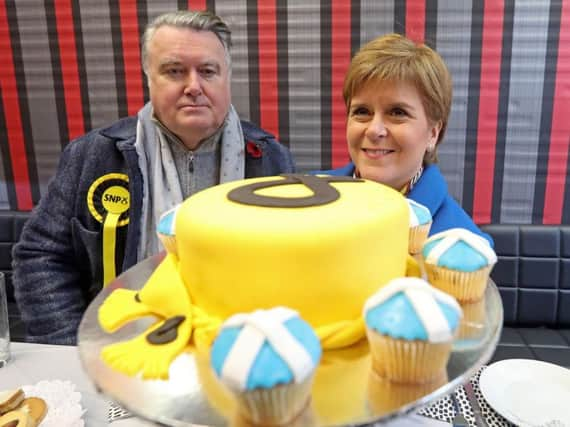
[141,10,232,74]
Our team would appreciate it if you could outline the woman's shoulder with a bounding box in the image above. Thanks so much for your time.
[434,194,494,247]
[413,165,494,246]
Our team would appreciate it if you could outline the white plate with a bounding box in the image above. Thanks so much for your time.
[480,359,570,427]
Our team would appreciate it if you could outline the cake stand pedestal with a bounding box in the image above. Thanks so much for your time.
[78,252,503,427]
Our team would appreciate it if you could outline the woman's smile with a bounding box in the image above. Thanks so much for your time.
[362,148,396,159]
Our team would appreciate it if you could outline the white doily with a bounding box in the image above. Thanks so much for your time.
[21,380,85,427]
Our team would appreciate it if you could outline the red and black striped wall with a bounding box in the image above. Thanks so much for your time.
[1,0,569,225]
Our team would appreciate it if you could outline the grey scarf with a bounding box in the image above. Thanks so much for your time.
[134,102,245,261]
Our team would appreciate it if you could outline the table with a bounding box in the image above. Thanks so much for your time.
[0,343,451,427]
[1,342,108,426]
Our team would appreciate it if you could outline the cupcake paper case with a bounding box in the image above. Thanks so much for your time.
[211,307,322,425]
[422,228,497,302]
[363,278,462,384]
[156,205,180,255]
[407,199,432,254]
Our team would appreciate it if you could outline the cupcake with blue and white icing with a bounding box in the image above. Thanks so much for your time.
[363,278,462,384]
[422,228,497,302]
[407,199,432,254]
[156,205,180,255]
[211,307,321,425]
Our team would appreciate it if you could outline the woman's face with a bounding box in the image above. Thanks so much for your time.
[346,79,441,190]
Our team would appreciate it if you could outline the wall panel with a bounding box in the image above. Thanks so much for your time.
[1,0,569,226]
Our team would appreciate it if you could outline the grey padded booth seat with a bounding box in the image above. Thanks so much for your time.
[2,211,570,368]
[481,224,570,368]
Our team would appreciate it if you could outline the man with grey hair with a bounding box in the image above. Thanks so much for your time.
[12,10,295,345]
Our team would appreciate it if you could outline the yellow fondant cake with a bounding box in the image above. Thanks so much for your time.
[98,174,412,379]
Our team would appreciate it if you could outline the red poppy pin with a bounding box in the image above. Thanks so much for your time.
[246,141,262,158]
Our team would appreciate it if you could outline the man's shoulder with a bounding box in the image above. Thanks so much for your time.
[240,120,295,174]
[240,120,276,143]
[68,116,138,150]
[99,115,138,139]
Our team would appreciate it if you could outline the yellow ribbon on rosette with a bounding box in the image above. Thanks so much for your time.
[87,173,130,286]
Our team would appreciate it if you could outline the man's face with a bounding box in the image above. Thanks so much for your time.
[146,26,231,150]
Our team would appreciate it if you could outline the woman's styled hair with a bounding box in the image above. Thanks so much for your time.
[343,33,452,164]
[142,10,232,74]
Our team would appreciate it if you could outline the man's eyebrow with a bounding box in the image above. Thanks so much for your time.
[199,61,221,71]
[158,59,184,69]
[157,59,222,72]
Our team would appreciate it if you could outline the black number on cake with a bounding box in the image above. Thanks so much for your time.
[227,174,363,207]
[146,316,186,345]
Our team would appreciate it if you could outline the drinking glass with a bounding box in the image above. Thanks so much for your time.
[0,272,11,367]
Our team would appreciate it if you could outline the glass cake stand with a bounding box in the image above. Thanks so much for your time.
[78,253,503,427]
